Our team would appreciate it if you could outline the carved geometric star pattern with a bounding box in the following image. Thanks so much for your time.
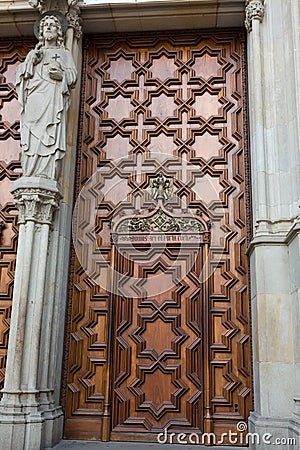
[64,30,252,440]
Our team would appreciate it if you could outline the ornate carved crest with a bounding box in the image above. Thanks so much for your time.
[117,208,203,233]
[245,0,265,32]
[113,173,209,244]
[149,173,173,201]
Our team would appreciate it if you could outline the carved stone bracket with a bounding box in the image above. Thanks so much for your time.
[28,0,82,38]
[11,177,61,225]
[245,0,265,32]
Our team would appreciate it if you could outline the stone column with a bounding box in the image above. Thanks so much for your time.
[0,1,82,449]
[288,0,300,441]
[247,0,300,447]
[0,179,61,450]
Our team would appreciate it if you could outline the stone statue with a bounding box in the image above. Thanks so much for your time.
[16,13,77,180]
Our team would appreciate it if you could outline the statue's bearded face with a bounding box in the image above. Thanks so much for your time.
[43,18,58,42]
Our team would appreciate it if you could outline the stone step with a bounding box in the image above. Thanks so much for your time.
[51,440,245,450]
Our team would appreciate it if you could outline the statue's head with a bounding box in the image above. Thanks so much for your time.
[39,15,64,47]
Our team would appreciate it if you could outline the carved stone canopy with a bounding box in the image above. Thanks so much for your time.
[29,0,79,14]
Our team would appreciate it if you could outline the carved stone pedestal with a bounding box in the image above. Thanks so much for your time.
[0,177,63,450]
[290,406,300,444]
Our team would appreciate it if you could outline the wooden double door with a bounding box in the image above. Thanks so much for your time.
[63,29,252,444]
[108,207,210,440]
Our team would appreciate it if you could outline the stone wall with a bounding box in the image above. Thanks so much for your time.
[247,0,300,447]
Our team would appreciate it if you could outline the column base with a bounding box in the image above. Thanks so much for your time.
[249,412,298,449]
[0,403,63,450]
[289,413,300,445]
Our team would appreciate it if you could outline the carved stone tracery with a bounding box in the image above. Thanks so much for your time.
[245,0,265,32]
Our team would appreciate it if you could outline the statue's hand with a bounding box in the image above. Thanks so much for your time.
[32,52,42,65]
[31,45,43,65]
[49,66,63,81]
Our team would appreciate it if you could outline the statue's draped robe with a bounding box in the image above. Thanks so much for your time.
[16,46,77,179]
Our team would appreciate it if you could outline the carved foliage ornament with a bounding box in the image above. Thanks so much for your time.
[117,209,203,233]
[66,5,82,39]
[13,188,61,224]
[245,0,265,32]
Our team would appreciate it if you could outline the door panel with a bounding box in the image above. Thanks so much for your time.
[112,243,205,436]
[63,29,252,444]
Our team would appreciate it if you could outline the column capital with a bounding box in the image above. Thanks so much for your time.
[245,0,265,32]
[11,177,61,225]
[66,2,82,39]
